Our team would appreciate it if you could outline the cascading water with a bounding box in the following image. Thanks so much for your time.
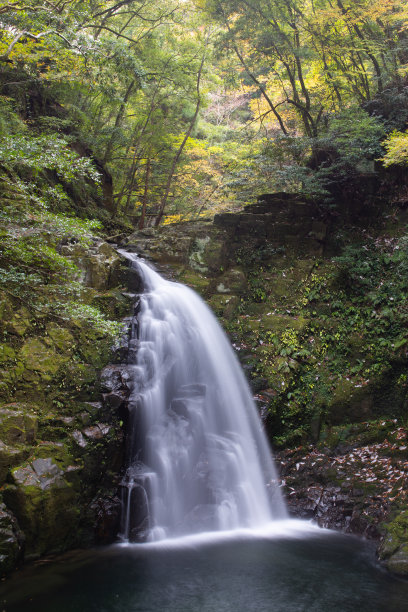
[118,252,286,542]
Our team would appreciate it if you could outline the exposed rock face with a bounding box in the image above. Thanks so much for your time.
[0,241,130,575]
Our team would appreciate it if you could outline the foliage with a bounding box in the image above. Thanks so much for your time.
[0,171,119,341]
[380,130,408,167]
[0,134,101,182]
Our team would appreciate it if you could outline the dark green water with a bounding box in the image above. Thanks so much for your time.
[1,524,407,612]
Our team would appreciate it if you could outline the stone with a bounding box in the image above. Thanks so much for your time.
[20,338,67,380]
[4,457,79,556]
[72,430,88,448]
[83,424,111,440]
[6,307,31,337]
[0,440,29,482]
[387,549,408,575]
[0,344,16,364]
[0,503,24,575]
[215,268,247,294]
[44,323,75,353]
[0,406,37,445]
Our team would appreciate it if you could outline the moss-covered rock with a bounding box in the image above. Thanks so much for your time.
[215,268,247,294]
[6,307,31,337]
[44,323,75,353]
[20,337,68,380]
[378,511,408,575]
[4,457,79,556]
[325,379,374,424]
[0,344,16,364]
[0,405,37,446]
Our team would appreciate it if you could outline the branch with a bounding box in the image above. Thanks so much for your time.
[0,29,73,61]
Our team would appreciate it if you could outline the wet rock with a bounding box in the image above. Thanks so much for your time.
[92,496,121,544]
[100,365,131,394]
[83,424,111,440]
[0,503,24,576]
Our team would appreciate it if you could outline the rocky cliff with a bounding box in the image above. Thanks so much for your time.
[122,192,408,575]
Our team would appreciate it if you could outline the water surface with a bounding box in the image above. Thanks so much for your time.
[1,523,407,612]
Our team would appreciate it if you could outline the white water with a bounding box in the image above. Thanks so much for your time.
[118,254,287,542]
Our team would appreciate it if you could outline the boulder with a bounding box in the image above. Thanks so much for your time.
[0,503,24,576]
[4,457,79,556]
[0,405,37,446]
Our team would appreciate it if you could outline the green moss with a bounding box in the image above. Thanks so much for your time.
[6,307,31,337]
[0,405,37,446]
[4,458,79,555]
[379,511,408,574]
[20,338,68,379]
[177,269,211,295]
[0,344,16,364]
[44,323,75,353]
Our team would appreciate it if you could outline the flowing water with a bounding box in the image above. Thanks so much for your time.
[2,255,408,610]
[117,254,286,542]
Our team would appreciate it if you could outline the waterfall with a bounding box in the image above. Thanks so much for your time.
[118,253,286,542]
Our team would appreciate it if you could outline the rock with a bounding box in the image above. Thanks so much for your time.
[44,323,75,353]
[215,268,247,294]
[0,440,29,482]
[61,240,121,291]
[386,548,408,575]
[71,430,88,448]
[20,337,67,380]
[0,503,24,576]
[0,405,37,445]
[0,344,16,364]
[92,496,122,544]
[4,457,79,556]
[6,307,31,337]
[83,424,111,440]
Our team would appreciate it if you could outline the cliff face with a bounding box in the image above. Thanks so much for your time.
[123,193,408,575]
[0,169,133,573]
[1,183,407,576]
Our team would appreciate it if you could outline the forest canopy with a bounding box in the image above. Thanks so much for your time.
[0,0,407,225]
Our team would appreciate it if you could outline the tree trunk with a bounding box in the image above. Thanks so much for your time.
[138,158,151,230]
[154,36,209,227]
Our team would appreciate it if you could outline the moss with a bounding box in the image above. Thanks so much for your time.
[20,337,68,379]
[215,268,247,294]
[0,405,37,446]
[4,458,79,555]
[92,290,132,319]
[0,344,16,364]
[379,511,408,575]
[261,314,308,334]
[6,307,31,337]
[177,269,211,295]
[207,295,240,320]
[44,323,75,353]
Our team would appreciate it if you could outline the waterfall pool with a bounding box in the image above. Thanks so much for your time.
[1,522,407,611]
